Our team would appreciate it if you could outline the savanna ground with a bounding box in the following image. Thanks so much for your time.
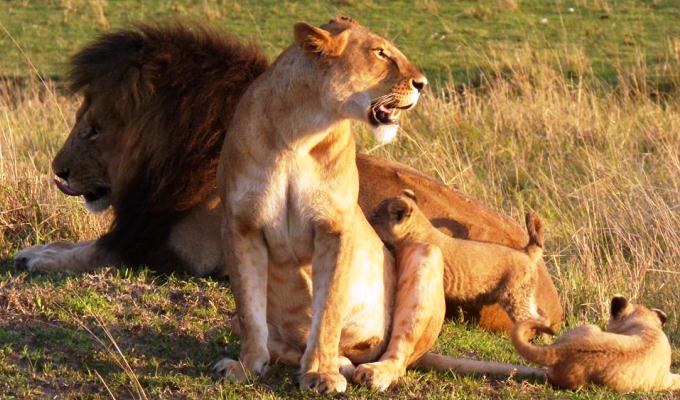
[1,1,679,398]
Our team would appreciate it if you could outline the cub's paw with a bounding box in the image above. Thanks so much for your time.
[299,371,347,393]
[211,358,249,383]
[14,243,71,272]
[353,362,401,391]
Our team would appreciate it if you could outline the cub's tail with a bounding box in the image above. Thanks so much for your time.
[511,319,560,367]
[415,352,547,381]
[524,212,543,262]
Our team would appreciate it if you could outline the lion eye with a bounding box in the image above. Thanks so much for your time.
[374,48,388,59]
[85,126,100,140]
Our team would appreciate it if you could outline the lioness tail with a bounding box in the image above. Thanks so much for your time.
[415,352,547,381]
[511,319,561,367]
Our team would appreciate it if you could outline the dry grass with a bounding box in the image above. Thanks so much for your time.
[362,46,680,335]
[1,40,679,397]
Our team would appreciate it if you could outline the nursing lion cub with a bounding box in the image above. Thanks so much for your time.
[214,16,528,393]
[370,190,546,325]
[513,296,680,393]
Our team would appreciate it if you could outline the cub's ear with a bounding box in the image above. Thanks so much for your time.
[388,199,412,224]
[294,22,349,59]
[651,308,667,326]
[402,189,417,203]
[610,295,630,318]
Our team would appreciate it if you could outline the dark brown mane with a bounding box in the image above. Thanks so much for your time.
[67,23,268,271]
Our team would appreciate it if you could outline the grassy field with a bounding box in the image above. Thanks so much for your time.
[1,0,680,399]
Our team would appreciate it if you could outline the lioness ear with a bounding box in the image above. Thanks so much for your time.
[651,308,667,326]
[294,22,349,59]
[388,200,411,224]
[610,295,630,318]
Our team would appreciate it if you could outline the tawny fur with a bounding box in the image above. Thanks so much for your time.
[214,16,438,393]
[370,191,546,325]
[512,296,680,393]
[14,23,562,334]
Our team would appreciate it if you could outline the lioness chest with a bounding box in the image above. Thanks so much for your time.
[230,152,356,266]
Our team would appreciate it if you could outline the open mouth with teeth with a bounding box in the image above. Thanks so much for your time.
[368,101,414,126]
[54,178,110,203]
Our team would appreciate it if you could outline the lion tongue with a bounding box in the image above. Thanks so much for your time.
[54,178,83,196]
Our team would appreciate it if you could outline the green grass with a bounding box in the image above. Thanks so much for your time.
[1,0,680,398]
[1,269,677,399]
[1,0,679,84]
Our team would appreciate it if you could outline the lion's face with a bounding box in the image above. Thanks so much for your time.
[294,16,427,143]
[52,96,119,213]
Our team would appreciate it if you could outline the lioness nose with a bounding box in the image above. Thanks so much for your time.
[411,77,427,92]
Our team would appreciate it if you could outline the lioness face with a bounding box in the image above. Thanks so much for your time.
[294,16,427,143]
[369,190,419,245]
[606,295,667,333]
[52,96,118,213]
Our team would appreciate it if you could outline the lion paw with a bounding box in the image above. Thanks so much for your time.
[211,358,250,383]
[211,352,270,383]
[299,371,347,393]
[353,362,401,391]
[14,243,71,272]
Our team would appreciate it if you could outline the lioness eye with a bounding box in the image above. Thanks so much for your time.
[374,48,387,59]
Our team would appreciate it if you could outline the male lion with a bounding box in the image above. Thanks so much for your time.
[513,296,680,393]
[14,24,562,333]
[213,16,547,393]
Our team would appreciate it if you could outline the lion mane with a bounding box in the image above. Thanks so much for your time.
[66,24,268,270]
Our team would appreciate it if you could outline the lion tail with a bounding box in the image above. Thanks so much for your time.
[524,212,543,262]
[511,319,560,367]
[415,352,547,381]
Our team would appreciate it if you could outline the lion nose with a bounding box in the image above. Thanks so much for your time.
[55,168,70,180]
[411,77,427,92]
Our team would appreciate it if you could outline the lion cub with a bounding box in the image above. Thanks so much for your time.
[370,190,544,324]
[512,296,680,393]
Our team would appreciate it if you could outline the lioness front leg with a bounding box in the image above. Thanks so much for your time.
[14,240,106,273]
[353,243,445,391]
[212,222,270,382]
[298,224,354,393]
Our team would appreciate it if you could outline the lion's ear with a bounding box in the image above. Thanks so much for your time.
[294,22,348,59]
[402,189,417,203]
[610,295,631,318]
[387,199,412,224]
[651,308,668,326]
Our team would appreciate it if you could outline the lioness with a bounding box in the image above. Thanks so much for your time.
[513,296,680,393]
[213,16,447,392]
[13,24,562,333]
[370,190,548,326]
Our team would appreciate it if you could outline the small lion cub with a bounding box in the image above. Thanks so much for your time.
[370,189,545,324]
[512,295,680,393]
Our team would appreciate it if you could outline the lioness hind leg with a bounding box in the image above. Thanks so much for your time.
[353,243,445,391]
[14,240,104,273]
